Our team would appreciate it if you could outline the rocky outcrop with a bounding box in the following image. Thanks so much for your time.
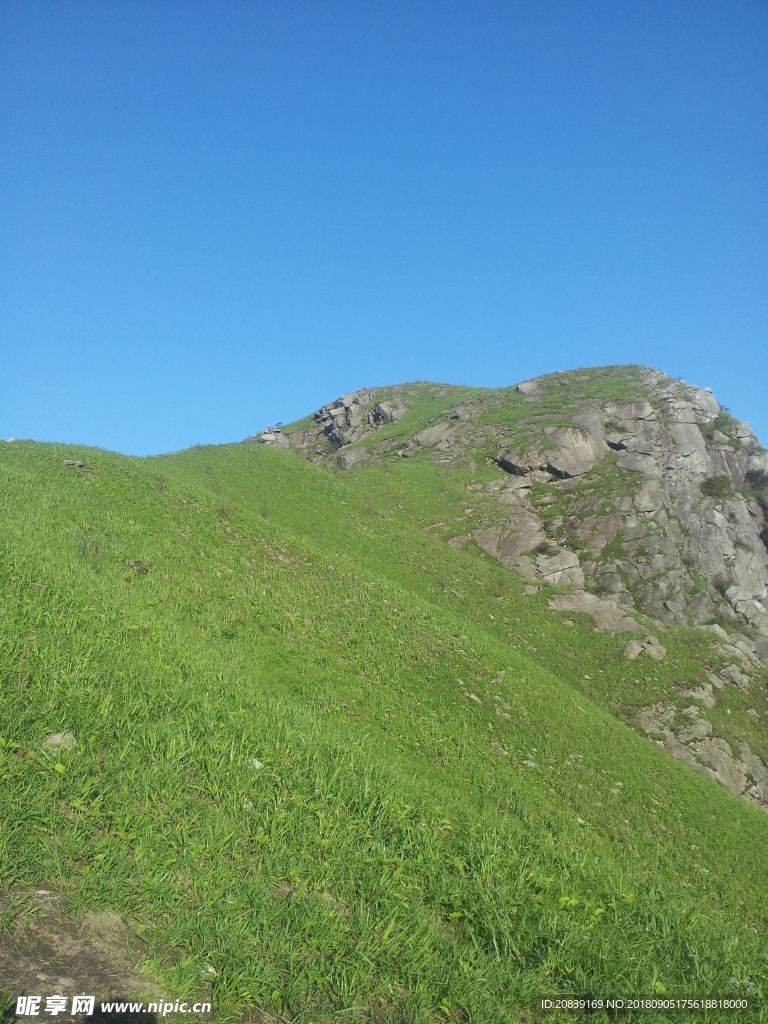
[252,366,768,643]
[498,423,606,480]
[638,703,768,812]
[547,592,644,633]
[278,389,414,465]
[487,370,768,642]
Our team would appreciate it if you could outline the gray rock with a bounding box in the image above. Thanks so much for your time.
[698,623,728,639]
[43,731,76,754]
[609,400,657,421]
[412,422,453,447]
[447,534,469,550]
[623,636,666,660]
[617,452,661,477]
[546,427,606,478]
[337,447,368,470]
[535,549,582,586]
[677,718,713,743]
[498,449,538,475]
[372,400,407,425]
[682,683,717,707]
[548,593,643,633]
[634,484,667,512]
[623,639,644,660]
[690,387,720,420]
[517,380,538,394]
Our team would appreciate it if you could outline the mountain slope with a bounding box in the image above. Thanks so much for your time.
[1,365,767,1022]
[278,365,768,645]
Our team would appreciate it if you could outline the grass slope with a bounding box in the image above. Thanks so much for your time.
[1,428,767,1023]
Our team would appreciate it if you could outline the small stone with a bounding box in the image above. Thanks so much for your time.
[464,691,482,704]
[43,731,76,754]
[249,758,263,770]
[447,534,469,550]
[523,759,536,768]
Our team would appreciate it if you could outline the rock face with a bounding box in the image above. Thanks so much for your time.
[484,369,768,641]
[273,388,414,465]
[638,703,768,812]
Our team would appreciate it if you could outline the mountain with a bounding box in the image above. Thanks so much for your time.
[1,363,767,1021]
[276,365,768,648]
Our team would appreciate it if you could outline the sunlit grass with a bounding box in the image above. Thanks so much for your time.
[1,428,767,1022]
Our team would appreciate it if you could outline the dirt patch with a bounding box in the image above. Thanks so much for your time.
[0,887,162,1013]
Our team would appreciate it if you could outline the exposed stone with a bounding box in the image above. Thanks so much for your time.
[411,422,454,447]
[264,368,768,650]
[623,636,666,660]
[623,639,644,660]
[447,535,469,550]
[43,732,77,754]
[548,593,643,633]
[337,447,368,470]
[637,703,768,812]
[681,682,717,708]
[372,400,407,425]
[545,427,606,478]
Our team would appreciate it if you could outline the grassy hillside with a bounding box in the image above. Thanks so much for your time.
[1,425,767,1022]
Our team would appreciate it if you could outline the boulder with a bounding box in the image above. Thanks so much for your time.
[626,631,670,660]
[412,422,453,447]
[622,639,644,660]
[337,447,368,470]
[498,449,537,475]
[372,400,407,425]
[690,387,720,420]
[545,427,605,478]
[517,380,538,395]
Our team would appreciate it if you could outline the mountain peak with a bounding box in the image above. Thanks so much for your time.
[251,364,768,646]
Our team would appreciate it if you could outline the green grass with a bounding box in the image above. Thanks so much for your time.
[700,476,735,502]
[1,425,767,1023]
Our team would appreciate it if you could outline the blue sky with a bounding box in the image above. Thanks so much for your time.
[1,0,766,455]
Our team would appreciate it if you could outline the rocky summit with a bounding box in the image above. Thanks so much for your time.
[266,365,768,652]
[245,364,768,813]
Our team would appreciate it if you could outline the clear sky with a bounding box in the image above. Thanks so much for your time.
[1,0,766,456]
